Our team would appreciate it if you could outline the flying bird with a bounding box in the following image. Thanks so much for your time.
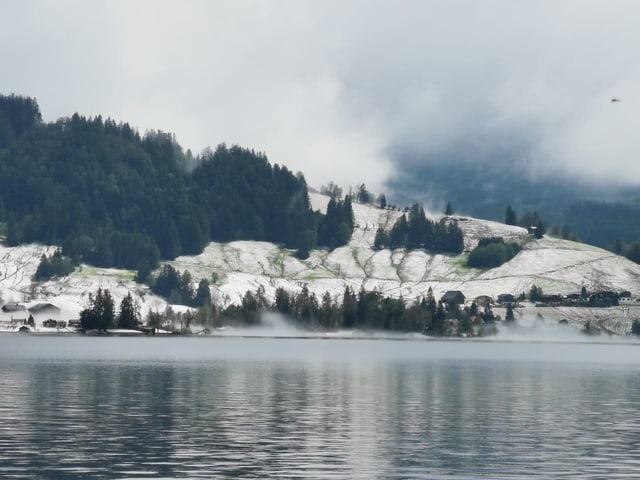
[611,98,621,102]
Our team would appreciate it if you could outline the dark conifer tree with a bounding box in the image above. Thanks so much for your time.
[118,292,139,329]
[342,286,357,328]
[193,279,212,307]
[505,205,517,226]
[80,288,115,331]
[445,201,453,216]
[373,226,388,250]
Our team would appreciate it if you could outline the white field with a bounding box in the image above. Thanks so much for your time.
[1,192,640,333]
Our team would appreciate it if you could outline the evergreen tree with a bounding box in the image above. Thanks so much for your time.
[342,286,357,328]
[505,205,517,225]
[529,284,543,302]
[614,238,622,255]
[445,201,453,216]
[152,264,182,299]
[117,292,139,329]
[275,287,292,314]
[407,203,428,249]
[241,290,259,325]
[0,94,42,137]
[33,249,74,281]
[319,291,338,329]
[193,279,212,307]
[389,214,409,249]
[318,196,354,249]
[357,183,371,204]
[505,304,515,322]
[80,288,115,331]
[373,226,388,250]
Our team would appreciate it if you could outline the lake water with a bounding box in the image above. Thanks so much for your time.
[1,335,639,479]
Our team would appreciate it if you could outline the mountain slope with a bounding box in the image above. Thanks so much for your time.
[172,193,640,309]
[2,193,640,334]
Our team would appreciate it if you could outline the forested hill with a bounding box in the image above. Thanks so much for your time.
[0,94,352,278]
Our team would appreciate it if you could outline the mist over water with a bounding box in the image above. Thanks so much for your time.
[214,312,429,341]
[215,312,304,337]
[493,316,639,345]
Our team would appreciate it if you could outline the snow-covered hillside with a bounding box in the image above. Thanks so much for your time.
[170,193,640,307]
[2,192,640,333]
[0,244,166,322]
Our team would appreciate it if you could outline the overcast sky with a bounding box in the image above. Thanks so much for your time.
[1,0,639,193]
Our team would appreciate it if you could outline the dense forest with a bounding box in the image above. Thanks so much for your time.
[0,94,353,278]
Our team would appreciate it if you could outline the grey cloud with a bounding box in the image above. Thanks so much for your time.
[1,0,639,194]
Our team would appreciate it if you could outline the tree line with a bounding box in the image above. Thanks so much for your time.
[80,288,139,331]
[151,264,212,308]
[374,203,464,254]
[150,285,499,337]
[505,205,546,239]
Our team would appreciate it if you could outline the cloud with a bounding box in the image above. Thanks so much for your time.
[1,0,640,193]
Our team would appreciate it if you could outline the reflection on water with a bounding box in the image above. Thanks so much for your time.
[0,337,639,479]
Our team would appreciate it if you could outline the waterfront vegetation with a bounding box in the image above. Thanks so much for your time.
[82,284,500,337]
[76,279,640,338]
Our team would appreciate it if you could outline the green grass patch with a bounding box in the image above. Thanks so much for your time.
[303,272,333,280]
[116,270,137,281]
[270,250,287,272]
[77,265,99,276]
[452,254,470,272]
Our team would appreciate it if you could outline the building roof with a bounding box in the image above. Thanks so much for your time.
[441,290,465,303]
[2,302,26,313]
[28,303,61,313]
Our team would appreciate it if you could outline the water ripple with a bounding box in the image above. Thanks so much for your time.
[0,337,639,478]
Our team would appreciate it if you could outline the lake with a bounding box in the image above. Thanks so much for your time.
[0,335,639,479]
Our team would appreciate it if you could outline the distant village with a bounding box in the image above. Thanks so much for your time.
[0,286,636,335]
[0,302,79,333]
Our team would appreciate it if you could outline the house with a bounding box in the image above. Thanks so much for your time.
[588,291,619,306]
[565,293,581,303]
[474,295,493,308]
[29,302,61,315]
[28,303,61,326]
[42,319,66,329]
[497,293,515,306]
[539,294,562,305]
[2,302,26,314]
[1,302,27,323]
[619,291,633,303]
[441,290,465,306]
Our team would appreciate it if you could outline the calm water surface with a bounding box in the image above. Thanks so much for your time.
[0,336,639,479]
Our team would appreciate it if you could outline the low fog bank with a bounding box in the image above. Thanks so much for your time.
[211,312,425,340]
[492,315,639,344]
[213,312,304,338]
